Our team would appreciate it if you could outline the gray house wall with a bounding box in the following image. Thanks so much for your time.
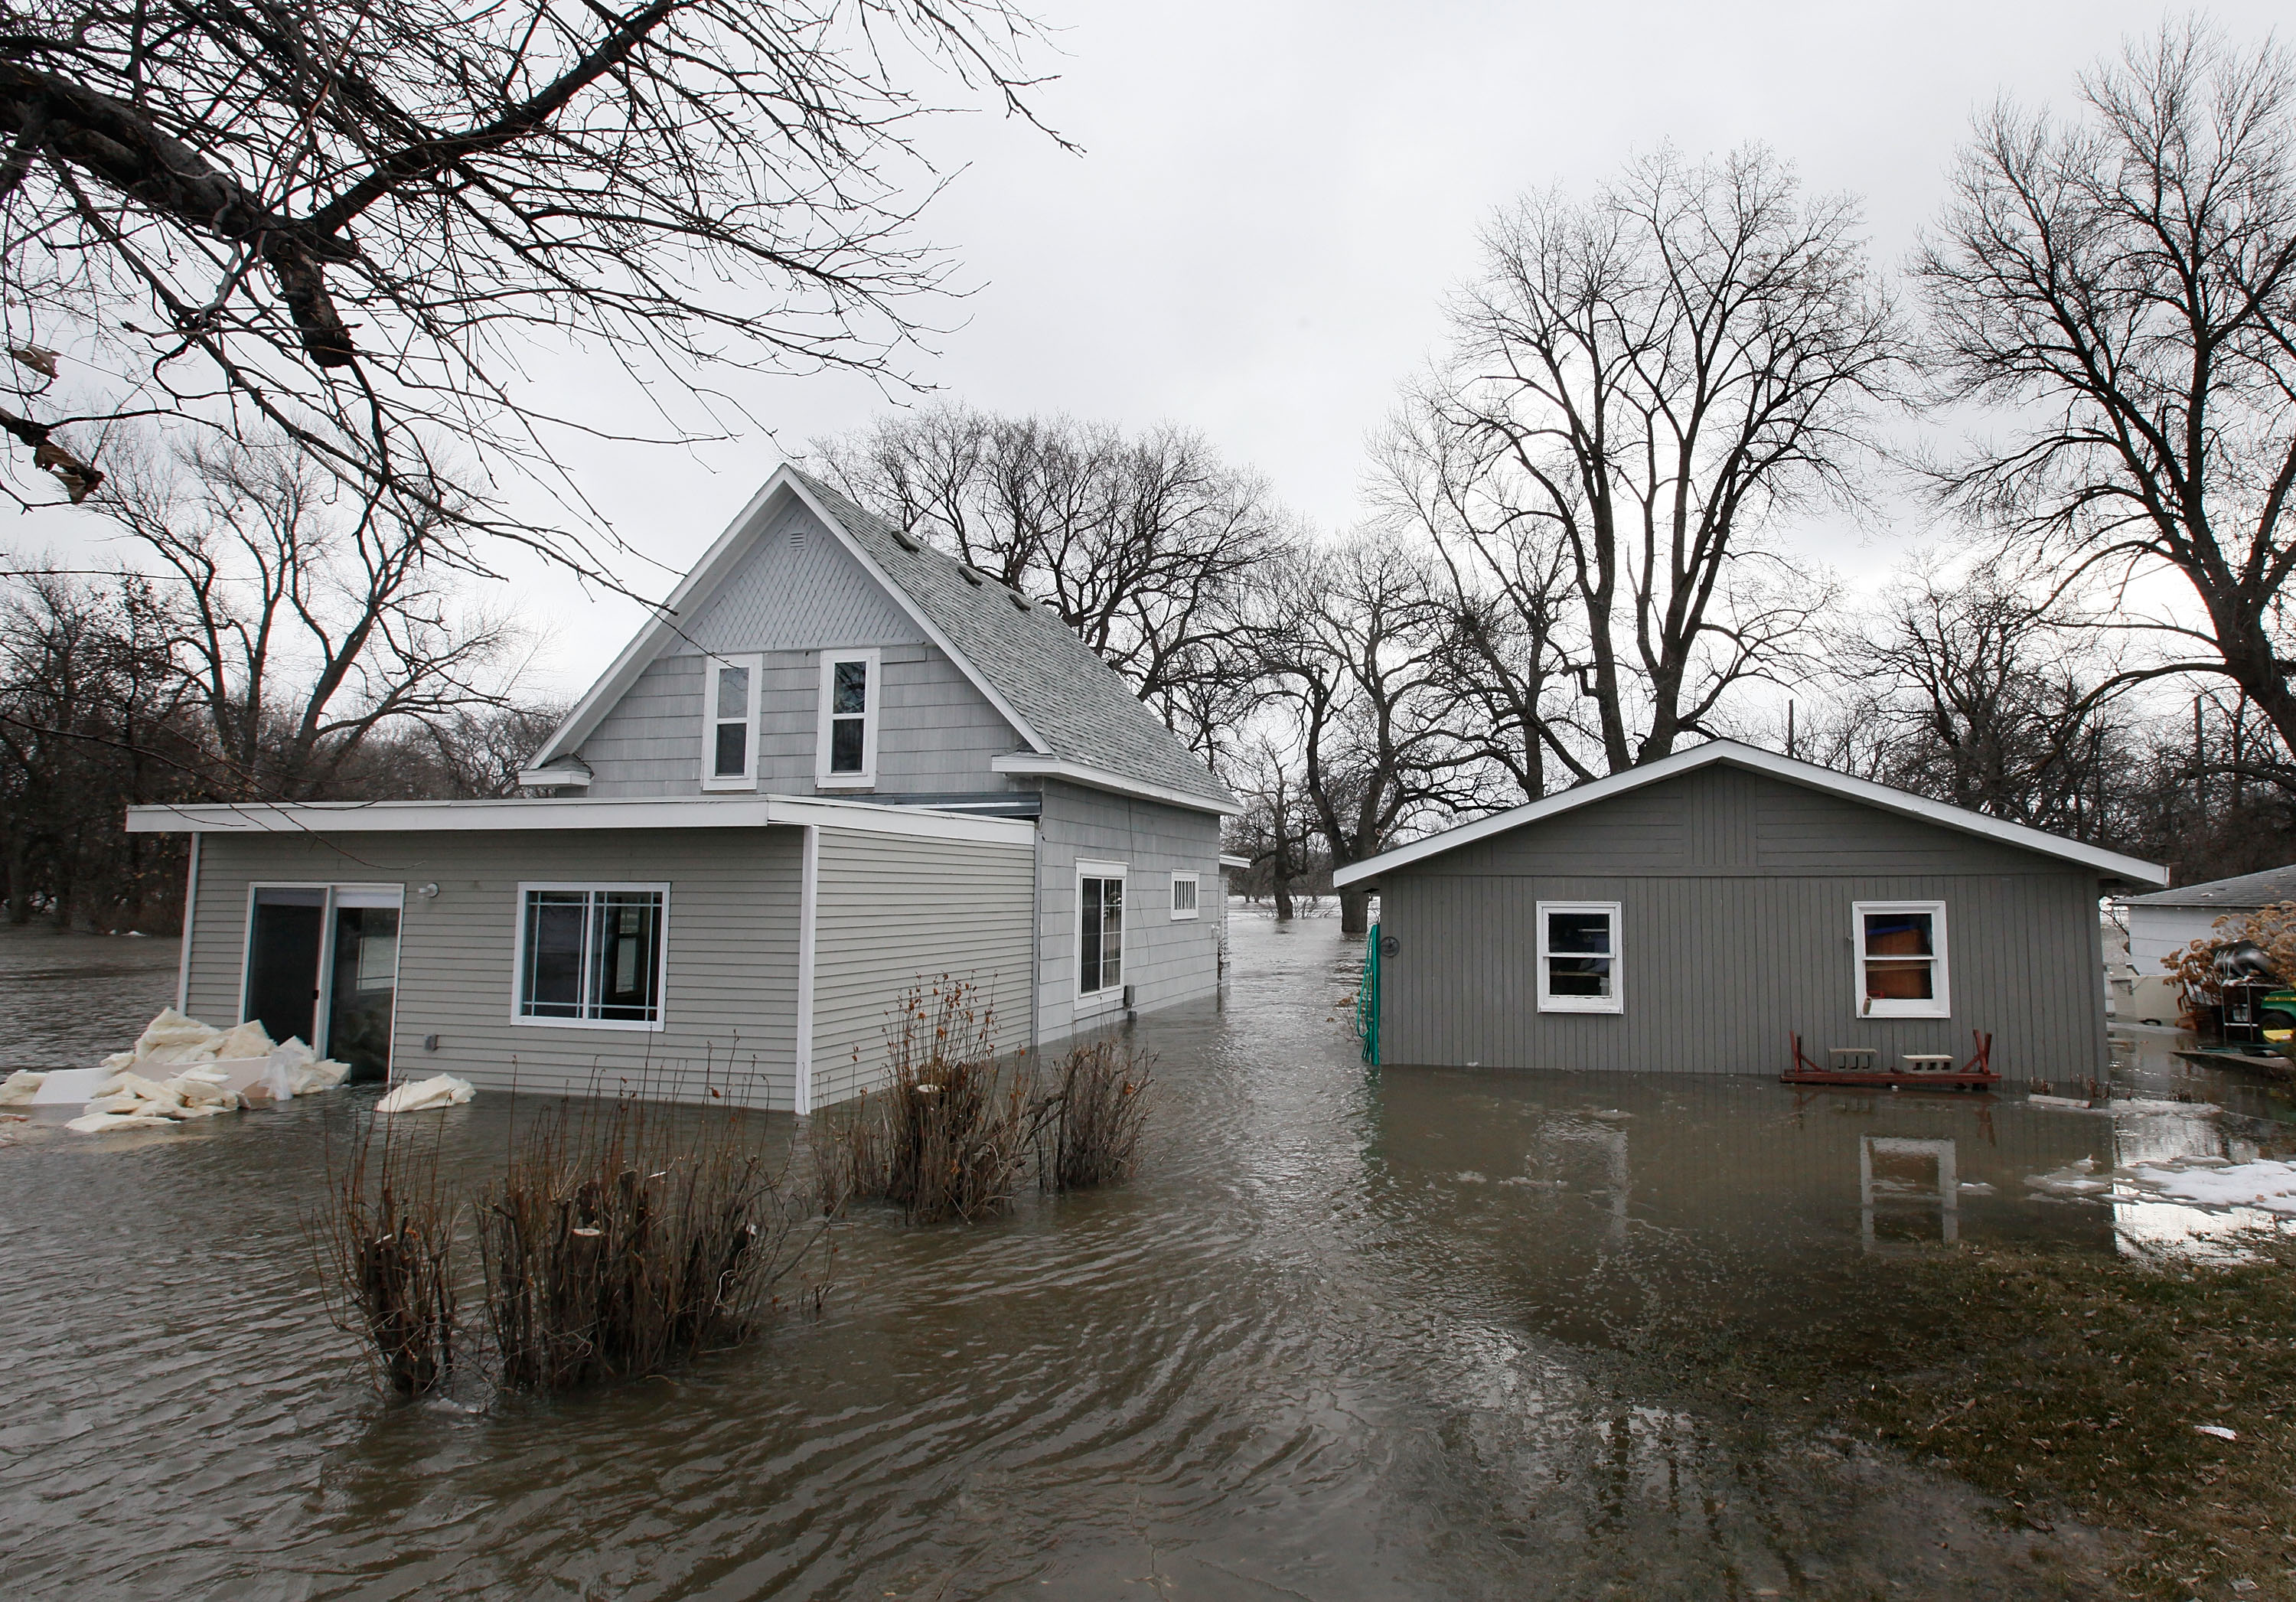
[576,501,1024,798]
[186,827,804,1108]
[1375,763,2111,1078]
[808,829,1036,1106]
[1029,780,1227,1042]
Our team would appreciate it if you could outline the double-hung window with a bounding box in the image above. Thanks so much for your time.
[1169,872,1200,921]
[516,884,667,1029]
[1854,901,1949,1017]
[703,655,761,790]
[1537,901,1621,1013]
[816,648,880,788]
[1078,863,1126,1001]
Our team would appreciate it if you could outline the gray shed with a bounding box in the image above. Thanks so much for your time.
[1333,742,2167,1078]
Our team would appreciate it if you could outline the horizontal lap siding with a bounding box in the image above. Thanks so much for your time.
[1378,763,2109,1078]
[807,830,1035,1108]
[185,829,802,1108]
[1032,783,1225,1042]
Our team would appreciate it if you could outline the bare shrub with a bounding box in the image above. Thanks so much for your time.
[1035,1039,1156,1193]
[817,980,1033,1225]
[313,1119,460,1396]
[479,1097,807,1392]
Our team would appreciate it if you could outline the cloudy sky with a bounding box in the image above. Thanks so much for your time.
[19,1,2290,697]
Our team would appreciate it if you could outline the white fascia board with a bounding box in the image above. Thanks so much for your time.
[778,473,1052,757]
[516,766,592,789]
[1331,740,2169,889]
[1218,854,1253,870]
[123,793,1033,847]
[990,753,1242,817]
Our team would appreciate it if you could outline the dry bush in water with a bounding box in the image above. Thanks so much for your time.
[1035,1039,1155,1193]
[817,980,1034,1225]
[312,1120,460,1396]
[479,1098,809,1392]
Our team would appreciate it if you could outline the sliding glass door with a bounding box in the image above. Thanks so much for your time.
[243,884,403,1082]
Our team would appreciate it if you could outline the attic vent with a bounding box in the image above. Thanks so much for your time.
[891,527,921,552]
[788,524,807,550]
[960,566,985,587]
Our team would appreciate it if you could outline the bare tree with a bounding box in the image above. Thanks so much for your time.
[1406,145,1906,781]
[1917,21,2296,771]
[0,1,1053,576]
[101,435,527,798]
[815,405,1292,761]
[1263,534,1479,935]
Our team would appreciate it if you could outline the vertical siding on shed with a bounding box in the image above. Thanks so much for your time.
[1375,763,2112,1078]
[186,828,803,1108]
[805,827,1035,1107]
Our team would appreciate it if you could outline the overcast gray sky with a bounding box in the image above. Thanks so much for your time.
[18,1,2291,698]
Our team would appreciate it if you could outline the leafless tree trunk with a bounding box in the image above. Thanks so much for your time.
[1917,20,2296,771]
[1403,145,1904,781]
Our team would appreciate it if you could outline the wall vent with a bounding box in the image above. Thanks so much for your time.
[788,524,807,550]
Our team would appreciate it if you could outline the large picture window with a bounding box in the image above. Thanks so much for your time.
[516,885,667,1029]
[1537,901,1621,1013]
[702,655,761,791]
[1854,901,1949,1018]
[1078,864,1126,1000]
[816,648,880,787]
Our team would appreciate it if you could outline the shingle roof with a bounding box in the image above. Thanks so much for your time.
[2121,863,2296,909]
[791,471,1238,811]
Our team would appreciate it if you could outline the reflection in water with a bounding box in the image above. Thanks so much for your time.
[3,912,2254,1599]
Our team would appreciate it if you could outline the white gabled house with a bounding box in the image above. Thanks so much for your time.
[127,467,1241,1111]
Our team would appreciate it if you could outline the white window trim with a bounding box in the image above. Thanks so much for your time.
[1854,899,1950,1020]
[1536,899,1623,1014]
[510,881,670,1032]
[700,654,763,791]
[1076,860,1128,1010]
[1169,870,1200,921]
[815,647,882,789]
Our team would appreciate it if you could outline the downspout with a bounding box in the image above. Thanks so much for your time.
[1029,815,1043,1060]
[174,832,201,1013]
[794,824,819,1115]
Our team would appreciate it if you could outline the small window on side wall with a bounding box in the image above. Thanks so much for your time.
[1170,872,1199,921]
[516,885,667,1029]
[702,655,761,790]
[1538,901,1621,1013]
[1854,901,1949,1018]
[816,648,880,788]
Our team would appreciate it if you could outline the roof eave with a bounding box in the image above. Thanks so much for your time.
[122,794,1035,847]
[991,754,1241,817]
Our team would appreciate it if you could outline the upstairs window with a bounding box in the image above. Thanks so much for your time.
[1854,902,1949,1018]
[703,655,760,790]
[1537,901,1621,1013]
[817,648,880,788]
[1079,865,1126,999]
[1170,872,1200,921]
[517,886,667,1029]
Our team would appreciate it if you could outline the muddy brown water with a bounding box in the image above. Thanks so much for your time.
[3,912,2290,1599]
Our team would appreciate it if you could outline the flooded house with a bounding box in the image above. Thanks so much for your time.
[125,467,1241,1110]
[1335,742,2167,1078]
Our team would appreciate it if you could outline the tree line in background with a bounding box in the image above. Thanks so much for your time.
[8,16,2295,941]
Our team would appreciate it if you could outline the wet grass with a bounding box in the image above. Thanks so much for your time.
[1649,1233,2296,1598]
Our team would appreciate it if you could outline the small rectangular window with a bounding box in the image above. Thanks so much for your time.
[1538,901,1621,1013]
[516,885,667,1029]
[1854,901,1949,1018]
[1079,869,1125,997]
[1169,872,1199,921]
[817,649,880,787]
[702,656,760,790]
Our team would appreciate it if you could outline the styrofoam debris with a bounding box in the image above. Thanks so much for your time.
[0,1070,43,1107]
[374,1075,475,1114]
[65,1010,354,1134]
[2026,1160,2113,1195]
[64,1111,175,1133]
[2027,1095,2224,1115]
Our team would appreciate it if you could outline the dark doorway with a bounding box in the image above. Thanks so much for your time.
[245,888,326,1049]
[325,899,400,1082]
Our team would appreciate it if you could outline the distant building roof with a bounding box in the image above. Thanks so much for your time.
[2121,864,2296,910]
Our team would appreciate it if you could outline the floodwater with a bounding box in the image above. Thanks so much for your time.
[5,913,2292,1599]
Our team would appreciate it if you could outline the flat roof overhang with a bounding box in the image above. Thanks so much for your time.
[125,793,1036,848]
